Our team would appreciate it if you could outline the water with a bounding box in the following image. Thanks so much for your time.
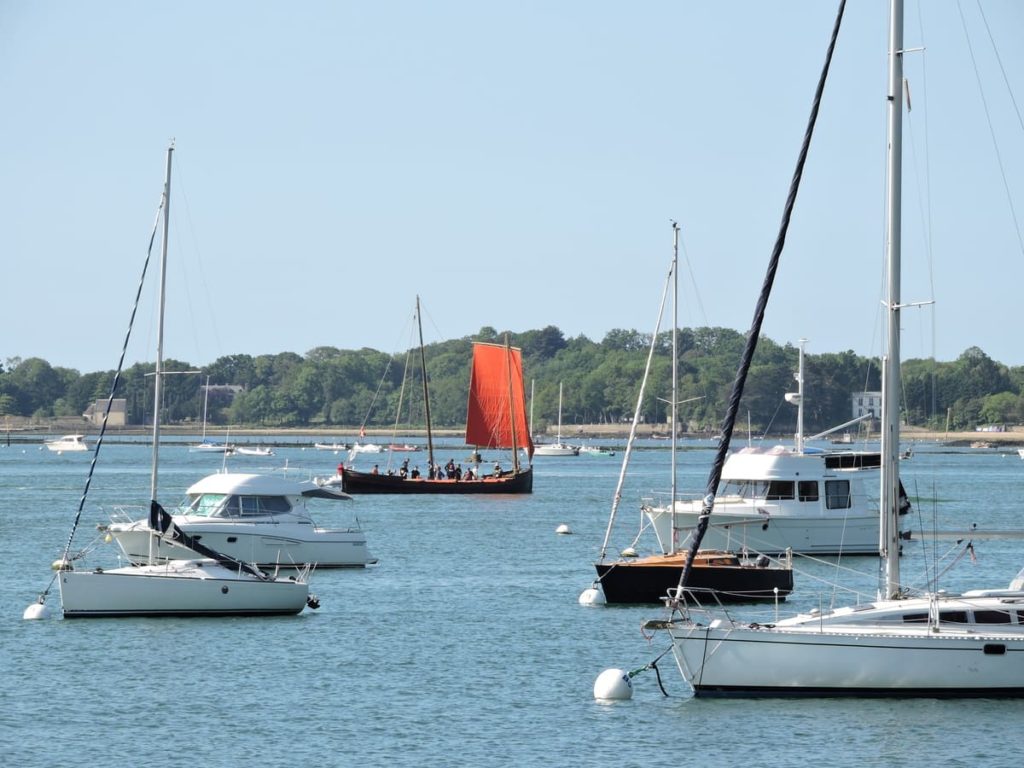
[3,438,1024,767]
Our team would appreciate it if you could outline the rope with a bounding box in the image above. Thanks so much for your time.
[627,645,675,697]
[39,197,164,604]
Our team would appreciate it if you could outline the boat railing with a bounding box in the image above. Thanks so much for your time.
[662,585,787,626]
[642,492,791,521]
[108,505,148,525]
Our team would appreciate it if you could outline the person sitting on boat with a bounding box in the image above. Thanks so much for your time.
[493,461,502,476]
[400,459,409,479]
[411,466,420,479]
[371,464,379,475]
[454,464,462,481]
[464,467,474,480]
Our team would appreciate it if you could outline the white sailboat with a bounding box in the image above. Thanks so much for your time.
[53,145,313,618]
[534,382,578,456]
[190,376,233,453]
[655,0,1024,696]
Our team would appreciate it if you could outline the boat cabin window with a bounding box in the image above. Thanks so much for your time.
[824,480,851,510]
[186,493,227,517]
[974,610,1013,624]
[719,479,794,500]
[798,481,819,502]
[764,481,794,500]
[903,610,971,625]
[238,495,291,517]
[186,493,291,518]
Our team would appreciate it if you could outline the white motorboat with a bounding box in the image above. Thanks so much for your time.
[578,445,615,456]
[349,442,384,454]
[44,434,90,453]
[314,441,348,451]
[51,145,313,619]
[652,1,1024,697]
[234,445,274,457]
[643,342,902,556]
[107,471,376,568]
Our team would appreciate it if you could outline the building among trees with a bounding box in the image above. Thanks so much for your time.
[82,398,127,427]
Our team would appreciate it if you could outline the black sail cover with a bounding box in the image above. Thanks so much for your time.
[678,0,848,596]
[149,500,270,580]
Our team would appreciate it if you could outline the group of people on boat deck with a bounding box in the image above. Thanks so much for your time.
[427,459,471,481]
[336,457,501,481]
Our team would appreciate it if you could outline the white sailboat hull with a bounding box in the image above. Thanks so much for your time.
[189,442,232,453]
[671,620,1024,696]
[57,561,309,618]
[110,521,375,568]
[667,590,1024,696]
[533,443,578,456]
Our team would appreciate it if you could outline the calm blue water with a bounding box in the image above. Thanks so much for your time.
[3,437,1024,767]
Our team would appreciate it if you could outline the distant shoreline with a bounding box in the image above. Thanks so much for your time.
[7,420,1024,448]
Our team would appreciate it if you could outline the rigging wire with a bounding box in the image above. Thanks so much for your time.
[34,195,165,605]
[955,0,1024,258]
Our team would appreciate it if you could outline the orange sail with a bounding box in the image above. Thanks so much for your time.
[465,342,534,461]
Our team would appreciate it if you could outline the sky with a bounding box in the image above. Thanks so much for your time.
[2,1,1023,373]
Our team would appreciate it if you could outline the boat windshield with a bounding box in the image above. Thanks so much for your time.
[718,479,795,500]
[183,493,293,518]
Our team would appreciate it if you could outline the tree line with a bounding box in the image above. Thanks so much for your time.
[3,325,1023,434]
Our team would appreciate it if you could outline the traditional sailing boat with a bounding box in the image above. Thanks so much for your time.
[589,223,792,605]
[42,145,313,618]
[652,0,1024,696]
[341,302,533,494]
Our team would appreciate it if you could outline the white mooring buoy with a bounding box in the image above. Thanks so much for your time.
[555,523,572,535]
[593,667,634,700]
[578,584,606,606]
[23,601,52,620]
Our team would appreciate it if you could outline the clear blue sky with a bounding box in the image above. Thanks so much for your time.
[3,1,1022,373]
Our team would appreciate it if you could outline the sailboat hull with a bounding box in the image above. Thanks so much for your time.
[595,554,792,604]
[58,562,309,618]
[533,444,578,456]
[341,467,533,494]
[670,617,1024,697]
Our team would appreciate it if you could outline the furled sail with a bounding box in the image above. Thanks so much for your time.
[465,341,534,460]
[149,500,269,580]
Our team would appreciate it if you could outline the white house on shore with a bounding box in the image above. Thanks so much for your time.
[82,398,127,427]
[852,391,881,421]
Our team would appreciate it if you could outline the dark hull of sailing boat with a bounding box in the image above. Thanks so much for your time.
[341,467,533,494]
[595,553,792,604]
